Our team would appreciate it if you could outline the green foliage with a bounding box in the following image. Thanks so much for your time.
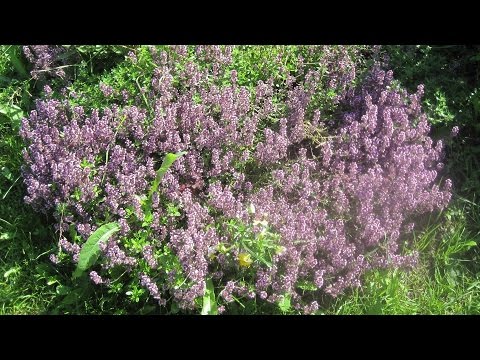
[215,213,283,270]
[73,222,120,278]
[4,46,28,79]
[330,200,480,315]
[231,46,298,87]
[148,151,187,201]
[0,103,24,130]
[278,293,292,314]
[384,45,480,129]
[0,170,56,314]
[424,89,456,125]
[201,278,218,315]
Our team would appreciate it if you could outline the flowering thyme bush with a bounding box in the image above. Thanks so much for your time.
[20,46,452,314]
[22,45,128,83]
[23,46,67,80]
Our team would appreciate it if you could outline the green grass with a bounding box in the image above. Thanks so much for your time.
[325,45,480,315]
[0,46,55,313]
[0,115,57,314]
[329,199,480,314]
[0,46,141,314]
[0,222,56,314]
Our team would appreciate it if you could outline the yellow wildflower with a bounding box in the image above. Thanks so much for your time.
[238,252,253,268]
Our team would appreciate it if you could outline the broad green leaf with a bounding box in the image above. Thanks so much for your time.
[148,151,187,199]
[73,222,120,278]
[6,46,28,79]
[0,103,24,129]
[143,151,186,218]
[201,278,218,315]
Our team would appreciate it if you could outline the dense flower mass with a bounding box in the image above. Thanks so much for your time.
[20,46,453,313]
[23,45,67,80]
